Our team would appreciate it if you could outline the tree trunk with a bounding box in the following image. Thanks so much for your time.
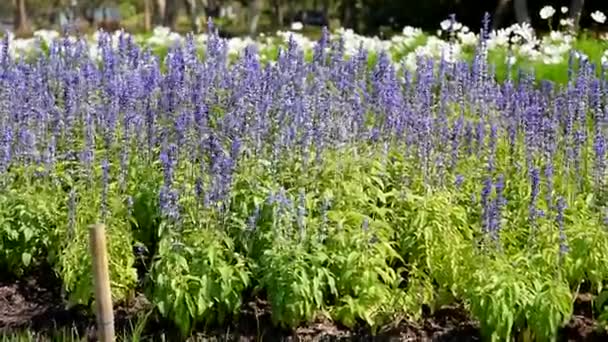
[569,0,585,31]
[322,0,330,18]
[341,0,357,30]
[341,0,351,29]
[144,0,152,31]
[493,0,512,29]
[248,0,263,37]
[13,0,31,34]
[272,0,285,27]
[164,0,178,31]
[513,0,530,23]
[185,0,204,32]
[154,0,166,27]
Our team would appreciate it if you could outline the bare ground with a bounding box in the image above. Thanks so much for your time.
[0,270,605,341]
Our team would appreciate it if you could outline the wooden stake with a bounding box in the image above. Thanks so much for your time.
[89,223,115,342]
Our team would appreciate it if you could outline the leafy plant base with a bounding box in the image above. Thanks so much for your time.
[1,273,606,341]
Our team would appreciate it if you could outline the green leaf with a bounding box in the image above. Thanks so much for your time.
[22,227,34,242]
[21,252,32,267]
[185,292,196,318]
[596,290,608,313]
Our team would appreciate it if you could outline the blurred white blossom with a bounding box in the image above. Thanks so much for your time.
[5,12,607,72]
[602,50,608,65]
[457,31,478,46]
[540,6,556,20]
[440,19,451,31]
[591,11,606,24]
[290,22,303,31]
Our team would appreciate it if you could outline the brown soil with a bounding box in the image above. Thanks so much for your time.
[0,272,605,341]
[559,294,607,342]
[0,269,88,331]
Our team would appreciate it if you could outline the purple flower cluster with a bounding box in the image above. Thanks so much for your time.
[0,26,605,248]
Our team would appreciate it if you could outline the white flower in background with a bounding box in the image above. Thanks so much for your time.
[602,50,608,65]
[402,26,422,37]
[167,32,184,45]
[278,31,314,50]
[195,33,208,45]
[403,52,418,71]
[461,26,470,33]
[330,27,390,55]
[33,30,60,45]
[228,37,259,55]
[542,41,570,58]
[290,22,303,31]
[438,19,462,32]
[573,51,589,61]
[394,26,423,47]
[488,29,510,49]
[10,38,36,58]
[543,55,563,64]
[147,26,181,46]
[152,26,171,37]
[518,43,542,60]
[440,19,451,31]
[561,6,568,14]
[560,18,574,27]
[391,31,421,48]
[88,45,100,61]
[548,30,572,44]
[506,55,517,65]
[540,6,556,20]
[457,31,478,46]
[436,29,442,36]
[510,22,535,43]
[591,11,606,24]
[549,31,563,41]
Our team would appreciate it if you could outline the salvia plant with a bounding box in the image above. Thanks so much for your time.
[1,18,608,341]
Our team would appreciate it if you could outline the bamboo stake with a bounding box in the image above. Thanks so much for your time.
[89,223,115,342]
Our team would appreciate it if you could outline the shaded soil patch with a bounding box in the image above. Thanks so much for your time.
[559,293,608,342]
[0,275,481,341]
[0,267,88,332]
[0,273,606,341]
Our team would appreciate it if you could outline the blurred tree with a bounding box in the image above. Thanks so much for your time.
[493,0,512,28]
[248,0,263,35]
[184,0,206,32]
[165,0,179,28]
[514,0,530,23]
[144,0,152,30]
[341,0,358,30]
[570,0,585,30]
[149,0,206,31]
[13,0,31,34]
[153,0,166,26]
[3,0,608,35]
[270,0,287,26]
[493,0,529,28]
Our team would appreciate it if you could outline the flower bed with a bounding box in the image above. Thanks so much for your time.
[1,8,608,341]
